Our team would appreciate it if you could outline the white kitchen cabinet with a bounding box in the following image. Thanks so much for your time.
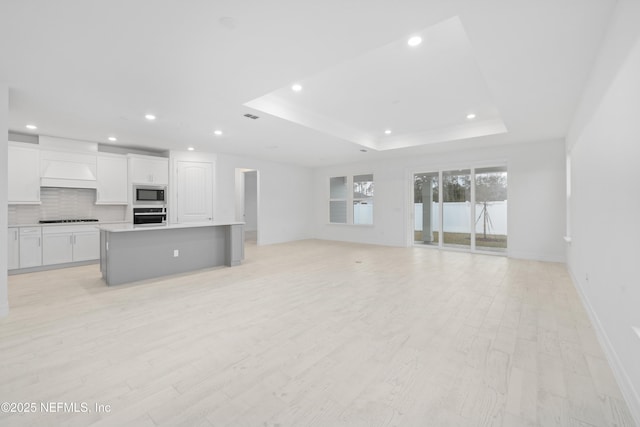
[129,155,169,185]
[19,227,42,268]
[42,233,73,265]
[8,228,20,270]
[42,226,99,265]
[96,154,128,204]
[8,142,41,204]
[73,231,100,261]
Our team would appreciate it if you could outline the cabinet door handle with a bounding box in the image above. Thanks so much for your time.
[71,236,74,245]
[14,230,18,241]
[38,237,41,247]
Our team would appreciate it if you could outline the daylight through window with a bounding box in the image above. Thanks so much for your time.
[329,174,374,225]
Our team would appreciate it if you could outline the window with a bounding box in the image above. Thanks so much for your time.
[329,174,374,225]
[353,174,374,225]
[329,176,347,224]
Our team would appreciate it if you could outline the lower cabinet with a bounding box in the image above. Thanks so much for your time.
[19,227,42,268]
[8,227,20,270]
[42,226,99,265]
[9,225,100,270]
[42,233,74,265]
[72,231,100,262]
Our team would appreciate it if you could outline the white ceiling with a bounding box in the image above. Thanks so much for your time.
[2,0,616,167]
[246,16,507,151]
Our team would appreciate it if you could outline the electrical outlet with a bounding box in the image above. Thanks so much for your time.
[173,249,179,257]
[633,326,640,340]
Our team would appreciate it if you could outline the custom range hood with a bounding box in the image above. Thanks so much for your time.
[39,136,98,189]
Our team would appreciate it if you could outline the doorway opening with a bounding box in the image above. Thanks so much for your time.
[235,168,260,245]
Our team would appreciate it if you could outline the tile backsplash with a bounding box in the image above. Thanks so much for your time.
[8,188,127,225]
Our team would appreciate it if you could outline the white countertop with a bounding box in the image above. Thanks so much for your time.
[9,221,129,228]
[98,221,244,233]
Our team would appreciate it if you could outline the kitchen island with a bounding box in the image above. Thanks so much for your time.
[98,222,244,286]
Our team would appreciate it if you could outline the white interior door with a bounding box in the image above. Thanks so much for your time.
[177,161,213,223]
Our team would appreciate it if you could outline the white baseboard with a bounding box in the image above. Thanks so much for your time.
[568,266,640,426]
[507,249,566,263]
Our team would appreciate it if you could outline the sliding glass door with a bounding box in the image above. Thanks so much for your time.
[442,169,471,249]
[412,166,507,254]
[474,166,507,252]
[413,172,439,246]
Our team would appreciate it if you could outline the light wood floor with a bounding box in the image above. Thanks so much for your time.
[1,240,635,426]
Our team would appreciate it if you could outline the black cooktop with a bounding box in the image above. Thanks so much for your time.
[39,219,99,224]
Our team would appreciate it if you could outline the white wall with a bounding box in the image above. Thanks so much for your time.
[566,1,640,422]
[1,85,8,317]
[243,171,258,231]
[313,140,566,262]
[215,153,313,245]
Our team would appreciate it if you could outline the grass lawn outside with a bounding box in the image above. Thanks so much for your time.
[414,231,507,249]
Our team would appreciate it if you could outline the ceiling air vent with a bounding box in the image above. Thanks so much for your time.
[244,113,259,120]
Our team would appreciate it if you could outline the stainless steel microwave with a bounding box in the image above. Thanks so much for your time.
[134,185,166,204]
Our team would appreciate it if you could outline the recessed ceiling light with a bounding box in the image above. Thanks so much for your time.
[187,147,195,151]
[384,129,392,135]
[466,113,476,119]
[291,84,302,92]
[214,130,223,136]
[25,124,37,130]
[408,36,422,47]
[145,114,156,121]
[108,136,117,142]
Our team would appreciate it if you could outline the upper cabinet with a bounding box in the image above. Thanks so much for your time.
[8,142,41,204]
[129,155,169,185]
[96,154,128,205]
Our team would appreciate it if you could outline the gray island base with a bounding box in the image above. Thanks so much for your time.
[99,222,244,286]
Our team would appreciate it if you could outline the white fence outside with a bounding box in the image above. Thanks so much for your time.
[353,203,373,225]
[414,201,507,235]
